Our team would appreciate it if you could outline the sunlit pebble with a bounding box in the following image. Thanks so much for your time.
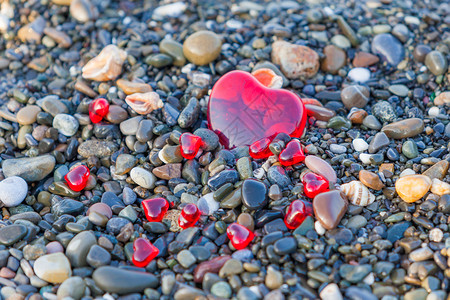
[428,106,440,117]
[347,68,371,83]
[108,87,117,94]
[323,7,335,16]
[359,153,372,164]
[352,138,369,152]
[399,168,416,177]
[315,220,326,235]
[429,228,443,243]
[419,65,427,72]
[363,272,375,285]
[226,20,243,29]
[69,66,79,77]
[123,16,132,25]
[182,64,194,74]
[253,168,265,179]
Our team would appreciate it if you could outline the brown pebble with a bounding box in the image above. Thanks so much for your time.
[237,213,254,231]
[359,170,384,190]
[105,105,128,124]
[348,109,368,124]
[352,51,379,67]
[183,31,222,66]
[321,45,347,74]
[17,105,41,125]
[313,190,348,230]
[152,163,182,180]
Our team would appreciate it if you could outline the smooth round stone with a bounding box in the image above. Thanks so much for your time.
[352,138,368,152]
[339,264,372,283]
[0,176,28,207]
[395,175,431,203]
[241,179,268,210]
[0,224,27,246]
[402,140,418,159]
[271,40,319,78]
[425,51,448,76]
[413,45,432,63]
[177,249,196,268]
[105,105,128,124]
[237,213,254,232]
[53,114,79,136]
[346,215,367,230]
[347,68,370,82]
[17,105,41,125]
[371,33,405,66]
[341,85,370,109]
[305,155,337,183]
[2,155,56,182]
[39,95,68,116]
[93,266,158,294]
[211,281,232,298]
[388,84,409,97]
[368,132,389,153]
[130,167,156,189]
[193,128,219,151]
[313,190,348,230]
[381,118,424,139]
[321,45,346,74]
[359,170,384,190]
[34,253,72,284]
[66,231,97,267]
[331,35,351,49]
[115,154,137,175]
[392,24,410,43]
[305,104,335,121]
[160,39,186,67]
[52,198,84,217]
[46,241,64,254]
[362,115,382,130]
[372,101,396,122]
[120,116,142,136]
[183,31,222,65]
[265,266,283,290]
[320,283,343,300]
[136,119,154,143]
[146,53,173,68]
[57,276,85,300]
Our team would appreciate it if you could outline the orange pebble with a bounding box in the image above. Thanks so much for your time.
[251,68,283,89]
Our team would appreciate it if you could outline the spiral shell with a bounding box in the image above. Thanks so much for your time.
[339,180,375,206]
[82,45,127,82]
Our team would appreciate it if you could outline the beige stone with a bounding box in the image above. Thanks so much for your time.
[395,175,431,203]
[34,253,72,284]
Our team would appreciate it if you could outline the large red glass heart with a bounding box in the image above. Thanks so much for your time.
[64,165,90,192]
[208,71,306,149]
[284,199,313,230]
[302,172,329,198]
[132,238,159,267]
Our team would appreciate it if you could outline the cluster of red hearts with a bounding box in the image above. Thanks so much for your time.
[77,69,338,268]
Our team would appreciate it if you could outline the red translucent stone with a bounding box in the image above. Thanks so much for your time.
[64,165,90,192]
[178,203,201,229]
[284,199,313,230]
[142,198,169,222]
[302,172,329,198]
[208,70,306,149]
[180,133,203,159]
[132,238,159,267]
[89,98,110,124]
[226,223,254,250]
[249,137,273,159]
[278,139,305,166]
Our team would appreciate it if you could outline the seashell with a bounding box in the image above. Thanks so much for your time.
[251,68,283,89]
[339,180,375,206]
[430,178,450,196]
[116,79,152,95]
[82,45,127,82]
[125,92,163,115]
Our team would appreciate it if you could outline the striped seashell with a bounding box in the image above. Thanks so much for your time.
[339,180,375,206]
[125,92,164,115]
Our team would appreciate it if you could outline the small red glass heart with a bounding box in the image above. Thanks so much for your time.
[89,98,110,124]
[64,165,90,192]
[303,172,329,198]
[284,199,313,230]
[279,139,305,166]
[180,133,203,160]
[178,203,201,229]
[142,198,169,222]
[226,223,254,250]
[208,70,306,149]
[132,238,159,267]
[249,137,273,159]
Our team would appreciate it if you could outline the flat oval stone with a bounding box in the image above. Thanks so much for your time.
[313,190,348,230]
[183,31,222,65]
[305,104,336,121]
[0,176,28,207]
[425,51,448,76]
[34,253,72,284]
[371,33,404,66]
[395,175,431,203]
[160,39,186,67]
[241,179,268,210]
[423,160,449,180]
[341,85,370,109]
[0,224,27,246]
[193,255,231,283]
[2,155,56,182]
[66,231,97,267]
[92,266,158,294]
[305,155,337,183]
[359,170,384,190]
[381,118,424,139]
[17,105,41,125]
[53,113,79,136]
[130,167,156,189]
[321,45,346,74]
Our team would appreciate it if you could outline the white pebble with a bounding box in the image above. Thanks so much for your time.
[315,221,326,235]
[52,114,79,137]
[153,2,187,19]
[359,153,372,164]
[363,272,375,285]
[330,144,347,154]
[352,138,369,152]
[429,228,443,243]
[428,106,440,117]
[0,176,28,207]
[348,68,371,83]
[198,192,219,216]
[399,168,416,177]
[320,283,343,300]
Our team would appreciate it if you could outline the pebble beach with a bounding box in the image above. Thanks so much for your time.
[0,0,449,299]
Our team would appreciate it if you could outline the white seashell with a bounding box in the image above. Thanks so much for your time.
[430,178,450,196]
[125,92,164,115]
[339,180,375,206]
[82,45,127,81]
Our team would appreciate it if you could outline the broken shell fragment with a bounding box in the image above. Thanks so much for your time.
[339,180,375,207]
[116,79,153,95]
[82,45,127,81]
[251,68,283,89]
[125,92,164,115]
